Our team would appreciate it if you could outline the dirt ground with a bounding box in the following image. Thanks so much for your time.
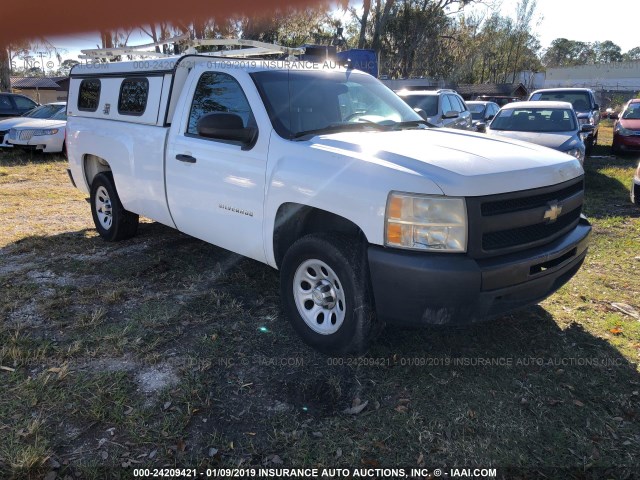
[1,127,639,479]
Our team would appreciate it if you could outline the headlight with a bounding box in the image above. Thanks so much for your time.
[385,193,467,252]
[565,148,583,160]
[32,129,59,136]
[615,125,634,136]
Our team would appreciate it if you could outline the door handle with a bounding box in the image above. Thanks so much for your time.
[176,154,197,163]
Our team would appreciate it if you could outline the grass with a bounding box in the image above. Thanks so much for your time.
[1,130,639,479]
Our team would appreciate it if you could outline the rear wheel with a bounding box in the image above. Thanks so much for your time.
[280,233,379,354]
[90,172,139,241]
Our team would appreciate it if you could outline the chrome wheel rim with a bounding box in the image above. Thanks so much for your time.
[293,259,346,335]
[95,186,113,230]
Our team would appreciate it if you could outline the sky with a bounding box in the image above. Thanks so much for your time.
[32,0,640,68]
[482,0,638,53]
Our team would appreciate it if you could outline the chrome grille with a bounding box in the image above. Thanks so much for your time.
[19,130,35,141]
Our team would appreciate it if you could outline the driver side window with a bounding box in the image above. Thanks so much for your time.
[187,72,255,136]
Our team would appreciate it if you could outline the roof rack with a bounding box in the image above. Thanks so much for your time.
[79,36,304,60]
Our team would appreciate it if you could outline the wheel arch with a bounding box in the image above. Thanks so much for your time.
[83,154,112,189]
[272,203,369,269]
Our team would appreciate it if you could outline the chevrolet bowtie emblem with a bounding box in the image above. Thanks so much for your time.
[544,201,562,223]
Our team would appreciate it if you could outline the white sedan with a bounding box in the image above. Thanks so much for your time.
[0,102,66,148]
[7,108,67,153]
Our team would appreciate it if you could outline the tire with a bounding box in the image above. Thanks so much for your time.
[90,172,139,242]
[280,233,379,355]
[585,136,594,157]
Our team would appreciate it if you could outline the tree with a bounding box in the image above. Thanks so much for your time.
[56,59,80,76]
[443,1,541,84]
[542,38,624,67]
[542,38,584,67]
[1,40,60,90]
[240,7,336,47]
[0,48,10,92]
[623,46,640,61]
[593,40,622,63]
[1,41,32,91]
[383,0,453,78]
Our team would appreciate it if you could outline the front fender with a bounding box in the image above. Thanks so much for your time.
[263,132,443,267]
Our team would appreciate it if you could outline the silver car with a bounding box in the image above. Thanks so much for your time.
[482,101,593,164]
[396,89,472,130]
[466,100,500,131]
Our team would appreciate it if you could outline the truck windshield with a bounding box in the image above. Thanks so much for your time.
[251,69,425,139]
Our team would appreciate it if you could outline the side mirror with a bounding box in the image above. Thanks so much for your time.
[196,113,257,148]
[580,124,595,133]
[442,110,459,119]
[594,103,600,111]
[413,107,429,121]
[485,114,495,121]
[476,122,487,133]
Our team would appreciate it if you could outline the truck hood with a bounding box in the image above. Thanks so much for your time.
[486,130,579,151]
[307,128,583,197]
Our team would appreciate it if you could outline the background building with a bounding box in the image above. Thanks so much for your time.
[9,76,69,104]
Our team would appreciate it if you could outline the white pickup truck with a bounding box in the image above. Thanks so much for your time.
[66,54,591,353]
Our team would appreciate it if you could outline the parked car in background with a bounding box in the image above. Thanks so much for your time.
[466,100,500,131]
[474,95,520,107]
[396,89,472,129]
[612,99,640,155]
[7,108,67,154]
[632,161,640,206]
[528,88,600,154]
[482,101,592,164]
[0,102,66,148]
[0,93,39,118]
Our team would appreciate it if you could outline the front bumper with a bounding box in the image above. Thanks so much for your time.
[8,134,64,153]
[613,133,640,151]
[368,217,591,326]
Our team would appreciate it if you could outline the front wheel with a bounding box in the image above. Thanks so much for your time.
[90,172,139,242]
[585,133,596,156]
[280,233,379,354]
